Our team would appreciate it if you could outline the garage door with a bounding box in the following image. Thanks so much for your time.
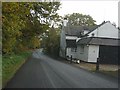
[99,45,118,65]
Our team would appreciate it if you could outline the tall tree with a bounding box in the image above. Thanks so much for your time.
[2,2,61,54]
[2,2,33,54]
[64,13,96,26]
[42,27,60,57]
[19,2,61,50]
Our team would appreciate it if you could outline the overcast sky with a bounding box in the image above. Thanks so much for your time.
[57,0,119,26]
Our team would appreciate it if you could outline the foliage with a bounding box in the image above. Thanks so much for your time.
[31,37,40,49]
[2,2,61,87]
[2,2,33,54]
[64,13,96,26]
[2,2,61,54]
[42,27,60,57]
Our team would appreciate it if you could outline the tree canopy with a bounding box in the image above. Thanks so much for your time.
[42,27,60,57]
[64,13,96,26]
[2,2,61,54]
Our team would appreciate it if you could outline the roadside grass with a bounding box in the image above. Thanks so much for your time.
[2,51,32,87]
[99,70,118,78]
[0,59,1,88]
[74,62,118,78]
[75,62,96,71]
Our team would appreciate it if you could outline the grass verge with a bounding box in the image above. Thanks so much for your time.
[2,51,32,87]
[74,62,118,78]
[0,54,2,89]
[99,70,118,78]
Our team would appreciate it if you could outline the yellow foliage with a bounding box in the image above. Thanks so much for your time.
[31,37,40,49]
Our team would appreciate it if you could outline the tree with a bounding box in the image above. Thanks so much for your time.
[64,13,96,26]
[19,2,61,50]
[2,2,61,54]
[2,2,33,54]
[42,27,60,57]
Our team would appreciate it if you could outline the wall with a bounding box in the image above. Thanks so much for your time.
[66,48,71,57]
[66,48,77,59]
[88,45,99,62]
[66,36,77,40]
[76,45,89,62]
[59,27,66,58]
[118,1,120,27]
[88,22,119,39]
[118,1,120,38]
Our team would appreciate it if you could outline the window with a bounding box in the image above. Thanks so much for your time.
[92,33,95,37]
[71,48,77,52]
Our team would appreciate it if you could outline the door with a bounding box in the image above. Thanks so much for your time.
[99,45,118,65]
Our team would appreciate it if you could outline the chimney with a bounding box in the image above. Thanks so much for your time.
[63,18,68,27]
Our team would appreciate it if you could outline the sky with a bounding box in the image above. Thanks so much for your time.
[57,0,119,26]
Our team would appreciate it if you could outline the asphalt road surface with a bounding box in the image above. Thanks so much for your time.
[5,49,118,88]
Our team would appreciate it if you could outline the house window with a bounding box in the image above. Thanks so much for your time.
[71,48,77,52]
[92,33,95,37]
[80,45,84,53]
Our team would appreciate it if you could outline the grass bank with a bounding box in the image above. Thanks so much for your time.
[74,62,118,78]
[0,54,2,88]
[99,70,118,78]
[2,51,32,87]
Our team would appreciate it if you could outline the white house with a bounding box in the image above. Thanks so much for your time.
[59,18,97,61]
[59,21,82,59]
[76,21,120,64]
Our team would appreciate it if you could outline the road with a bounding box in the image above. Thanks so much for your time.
[4,49,118,88]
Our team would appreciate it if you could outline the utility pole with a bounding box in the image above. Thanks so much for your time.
[70,55,72,63]
[96,58,100,71]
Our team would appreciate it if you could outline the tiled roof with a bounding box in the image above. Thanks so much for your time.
[64,25,98,36]
[77,37,120,46]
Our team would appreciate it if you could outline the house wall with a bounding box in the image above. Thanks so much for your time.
[66,36,77,40]
[118,1,120,27]
[66,48,71,57]
[77,45,89,62]
[59,27,66,58]
[66,48,77,59]
[119,1,120,39]
[88,22,119,39]
[88,45,99,62]
[77,45,99,63]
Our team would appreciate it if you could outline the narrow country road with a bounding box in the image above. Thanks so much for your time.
[4,49,118,88]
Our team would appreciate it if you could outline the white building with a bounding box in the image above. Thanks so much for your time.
[59,18,97,61]
[59,23,82,59]
[77,21,120,64]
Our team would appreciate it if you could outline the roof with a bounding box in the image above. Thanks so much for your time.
[66,39,77,48]
[64,25,98,36]
[64,25,83,36]
[77,37,120,46]
[63,21,116,37]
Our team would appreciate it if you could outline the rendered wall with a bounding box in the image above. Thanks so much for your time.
[88,45,99,63]
[76,45,89,62]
